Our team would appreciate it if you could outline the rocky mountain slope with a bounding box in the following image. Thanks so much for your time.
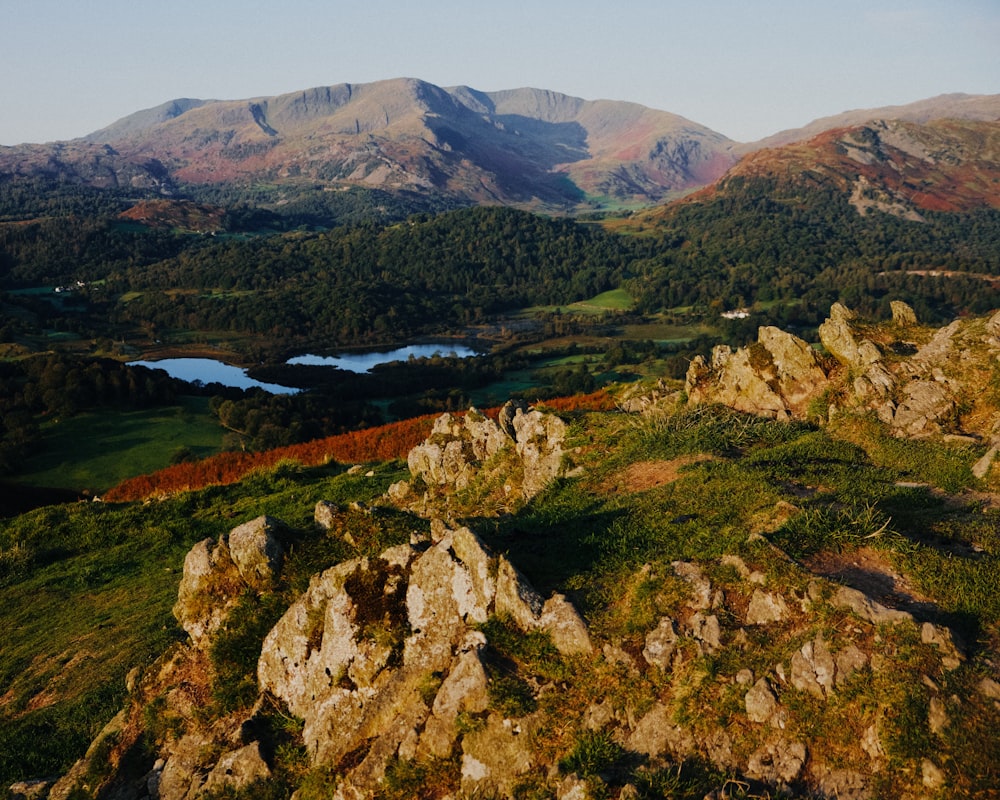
[0,79,736,211]
[14,305,1000,800]
[747,93,1000,151]
[3,83,995,216]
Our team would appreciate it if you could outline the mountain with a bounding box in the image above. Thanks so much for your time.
[637,117,1000,221]
[743,92,1000,151]
[0,78,737,212]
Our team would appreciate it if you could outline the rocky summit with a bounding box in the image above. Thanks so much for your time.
[9,305,1000,799]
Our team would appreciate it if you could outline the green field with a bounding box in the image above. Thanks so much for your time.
[18,397,225,493]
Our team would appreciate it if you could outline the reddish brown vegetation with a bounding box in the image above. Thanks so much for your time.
[104,414,439,502]
[104,392,614,503]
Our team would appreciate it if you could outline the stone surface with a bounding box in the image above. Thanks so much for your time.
[790,636,836,699]
[745,678,779,724]
[228,515,284,591]
[746,740,807,785]
[642,616,679,669]
[202,742,271,795]
[746,589,790,625]
[891,300,918,326]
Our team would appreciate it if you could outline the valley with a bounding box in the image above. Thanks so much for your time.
[1,81,1000,798]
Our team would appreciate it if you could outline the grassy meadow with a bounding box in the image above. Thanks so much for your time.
[17,397,226,494]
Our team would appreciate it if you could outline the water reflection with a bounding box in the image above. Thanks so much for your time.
[287,344,479,374]
[128,358,297,394]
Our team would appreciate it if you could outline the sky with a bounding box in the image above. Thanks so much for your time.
[1,0,998,146]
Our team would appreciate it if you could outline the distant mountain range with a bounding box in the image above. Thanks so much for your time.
[0,79,997,214]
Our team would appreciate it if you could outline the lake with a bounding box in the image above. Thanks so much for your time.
[129,344,480,392]
[287,344,480,374]
[128,358,299,394]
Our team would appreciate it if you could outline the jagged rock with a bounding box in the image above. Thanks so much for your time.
[686,325,828,419]
[255,521,591,783]
[642,616,678,669]
[820,582,914,625]
[539,593,594,655]
[928,696,950,734]
[746,739,807,785]
[556,773,590,800]
[819,303,868,368]
[511,407,568,499]
[627,703,696,758]
[921,759,946,789]
[7,781,50,800]
[202,742,271,795]
[921,622,964,670]
[835,645,869,687]
[891,300,918,326]
[977,676,1000,701]
[156,730,218,800]
[228,515,284,591]
[672,561,712,610]
[861,723,885,760]
[498,398,528,440]
[495,556,545,631]
[690,611,722,652]
[914,320,961,365]
[972,443,1000,478]
[314,499,340,529]
[461,715,538,797]
[420,639,490,757]
[811,766,870,800]
[790,636,836,699]
[405,405,566,503]
[987,310,1000,339]
[745,678,779,724]
[892,380,955,436]
[45,709,127,800]
[746,589,790,625]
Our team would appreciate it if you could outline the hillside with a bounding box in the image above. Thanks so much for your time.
[746,93,1000,151]
[0,79,737,212]
[3,304,1000,799]
[612,117,1000,326]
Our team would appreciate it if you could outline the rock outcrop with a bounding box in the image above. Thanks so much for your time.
[173,515,286,646]
[396,400,568,509]
[685,325,828,420]
[687,302,1000,458]
[256,522,590,797]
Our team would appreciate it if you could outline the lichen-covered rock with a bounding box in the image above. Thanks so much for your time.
[201,742,271,795]
[404,404,566,505]
[891,380,955,437]
[173,516,288,646]
[686,326,828,419]
[228,515,284,591]
[461,714,538,797]
[642,616,678,669]
[746,739,807,785]
[745,678,780,725]
[891,300,918,326]
[254,520,591,791]
[790,636,836,699]
[746,589,790,625]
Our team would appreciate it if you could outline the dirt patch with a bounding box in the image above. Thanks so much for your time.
[606,455,714,494]
[804,546,934,614]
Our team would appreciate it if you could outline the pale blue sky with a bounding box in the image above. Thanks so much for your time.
[1,0,997,145]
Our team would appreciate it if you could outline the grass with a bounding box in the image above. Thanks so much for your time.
[4,392,1000,796]
[0,459,409,787]
[17,396,226,493]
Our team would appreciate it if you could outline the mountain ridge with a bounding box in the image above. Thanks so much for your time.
[1,80,997,216]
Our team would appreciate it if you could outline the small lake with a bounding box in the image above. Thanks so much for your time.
[129,345,480,393]
[288,344,480,374]
[128,358,298,394]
